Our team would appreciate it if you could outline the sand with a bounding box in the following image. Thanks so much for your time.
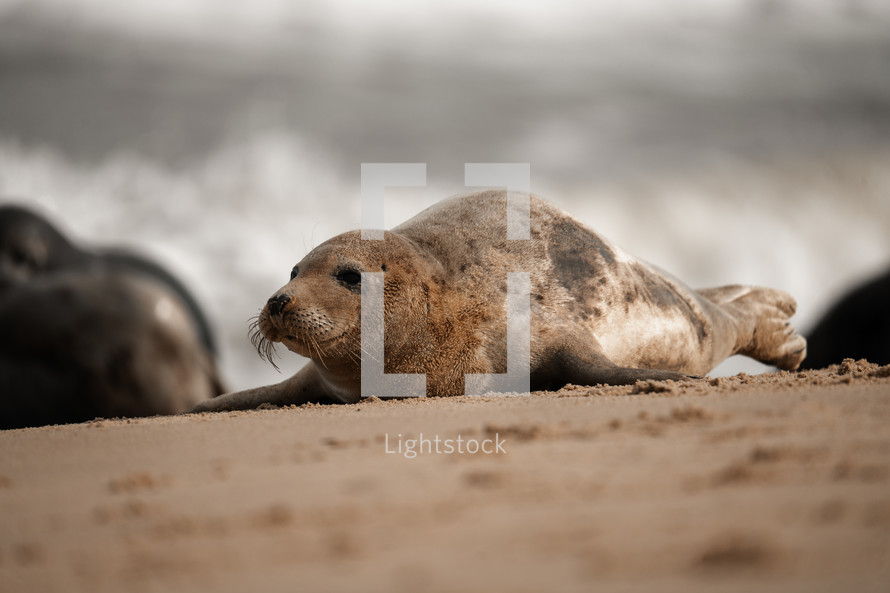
[1,359,889,592]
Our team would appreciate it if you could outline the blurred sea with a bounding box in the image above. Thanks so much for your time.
[1,0,889,389]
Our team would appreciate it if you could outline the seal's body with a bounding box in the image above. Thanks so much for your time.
[194,191,805,412]
[0,204,224,429]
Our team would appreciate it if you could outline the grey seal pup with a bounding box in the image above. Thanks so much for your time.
[194,190,805,412]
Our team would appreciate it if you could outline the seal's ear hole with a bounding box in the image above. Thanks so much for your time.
[381,264,387,272]
[290,266,299,280]
[336,269,362,286]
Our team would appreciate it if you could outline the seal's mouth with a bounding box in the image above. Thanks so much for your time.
[251,311,351,369]
[281,329,349,349]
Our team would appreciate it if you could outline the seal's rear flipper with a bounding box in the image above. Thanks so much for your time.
[701,285,807,371]
[532,348,698,389]
[570,366,698,386]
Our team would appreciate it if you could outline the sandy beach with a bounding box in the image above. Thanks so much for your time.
[2,360,888,592]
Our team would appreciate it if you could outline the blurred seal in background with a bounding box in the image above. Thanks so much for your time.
[0,203,225,429]
[802,266,890,369]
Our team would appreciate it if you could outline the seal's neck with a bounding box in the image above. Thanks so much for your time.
[382,279,487,396]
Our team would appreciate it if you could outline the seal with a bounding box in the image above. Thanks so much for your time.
[801,266,890,369]
[0,204,217,354]
[0,203,225,429]
[192,190,806,412]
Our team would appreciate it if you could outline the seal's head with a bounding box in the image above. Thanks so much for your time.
[253,230,441,374]
[0,205,87,290]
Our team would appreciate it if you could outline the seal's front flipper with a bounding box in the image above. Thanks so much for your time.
[533,347,697,389]
[189,363,329,413]
[189,385,283,413]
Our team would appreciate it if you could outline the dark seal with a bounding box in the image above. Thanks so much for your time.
[801,266,890,369]
[0,203,224,429]
[193,191,806,412]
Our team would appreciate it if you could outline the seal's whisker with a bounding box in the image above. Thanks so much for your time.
[309,335,328,370]
[248,315,280,371]
[356,341,381,365]
[342,340,362,365]
[331,338,361,367]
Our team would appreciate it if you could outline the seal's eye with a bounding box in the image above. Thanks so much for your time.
[290,266,299,280]
[9,248,29,266]
[336,269,362,287]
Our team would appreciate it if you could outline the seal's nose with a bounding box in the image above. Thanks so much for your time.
[267,294,291,316]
